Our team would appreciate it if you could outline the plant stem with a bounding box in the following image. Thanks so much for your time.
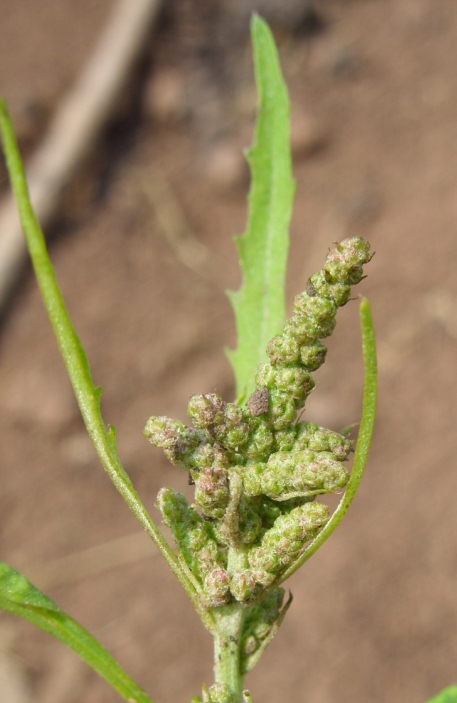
[0,98,214,633]
[213,605,246,702]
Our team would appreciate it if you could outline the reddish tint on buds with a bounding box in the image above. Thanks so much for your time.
[146,237,372,607]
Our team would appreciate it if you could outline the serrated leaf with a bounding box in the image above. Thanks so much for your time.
[226,14,295,401]
[0,562,154,703]
[425,687,457,703]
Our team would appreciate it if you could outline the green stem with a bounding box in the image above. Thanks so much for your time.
[0,98,214,633]
[213,605,246,702]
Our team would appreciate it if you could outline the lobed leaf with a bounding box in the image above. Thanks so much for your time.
[226,14,295,402]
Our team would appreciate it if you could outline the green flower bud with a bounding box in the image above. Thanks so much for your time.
[307,270,351,307]
[266,334,300,366]
[203,568,231,607]
[254,363,276,389]
[267,390,297,430]
[243,419,274,460]
[194,467,230,520]
[294,422,352,460]
[258,497,282,528]
[299,340,328,371]
[243,449,349,500]
[206,683,238,703]
[188,393,225,429]
[188,394,250,450]
[230,570,260,603]
[324,236,372,284]
[157,488,201,537]
[247,547,278,575]
[294,421,317,442]
[249,568,276,588]
[144,416,205,469]
[261,450,349,499]
[241,462,266,497]
[198,542,223,575]
[190,443,230,471]
[156,489,225,582]
[214,403,250,449]
[214,423,250,451]
[237,496,263,544]
[273,427,297,452]
[285,310,336,341]
[223,402,246,426]
[293,292,337,325]
[326,434,353,459]
[271,366,315,400]
[248,502,330,575]
[308,432,351,459]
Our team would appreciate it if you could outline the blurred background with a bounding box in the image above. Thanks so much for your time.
[1,1,457,702]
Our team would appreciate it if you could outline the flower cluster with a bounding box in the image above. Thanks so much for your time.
[145,238,372,632]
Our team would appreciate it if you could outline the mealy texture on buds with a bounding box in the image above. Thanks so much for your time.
[240,587,286,671]
[146,238,372,610]
[156,488,228,590]
[194,683,238,703]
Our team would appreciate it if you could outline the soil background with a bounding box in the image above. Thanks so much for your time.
[1,1,457,702]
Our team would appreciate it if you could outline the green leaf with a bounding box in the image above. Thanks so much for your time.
[425,687,457,703]
[0,99,213,632]
[0,562,154,703]
[226,14,295,402]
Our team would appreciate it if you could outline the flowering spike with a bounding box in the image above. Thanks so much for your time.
[146,237,372,616]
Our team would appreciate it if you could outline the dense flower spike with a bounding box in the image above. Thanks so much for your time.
[156,488,229,600]
[145,237,372,614]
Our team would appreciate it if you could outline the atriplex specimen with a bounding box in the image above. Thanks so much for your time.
[0,15,378,703]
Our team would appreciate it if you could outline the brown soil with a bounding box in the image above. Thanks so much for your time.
[2,1,457,702]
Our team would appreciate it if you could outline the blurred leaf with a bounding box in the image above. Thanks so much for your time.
[0,561,154,703]
[425,687,457,703]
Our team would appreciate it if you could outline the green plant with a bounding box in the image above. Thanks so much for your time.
[0,16,379,703]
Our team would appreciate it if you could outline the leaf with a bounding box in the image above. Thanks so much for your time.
[0,562,154,703]
[425,687,457,703]
[0,98,212,631]
[226,14,295,402]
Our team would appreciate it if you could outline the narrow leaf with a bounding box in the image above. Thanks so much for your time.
[425,687,457,703]
[0,99,213,631]
[0,562,154,703]
[226,14,295,401]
